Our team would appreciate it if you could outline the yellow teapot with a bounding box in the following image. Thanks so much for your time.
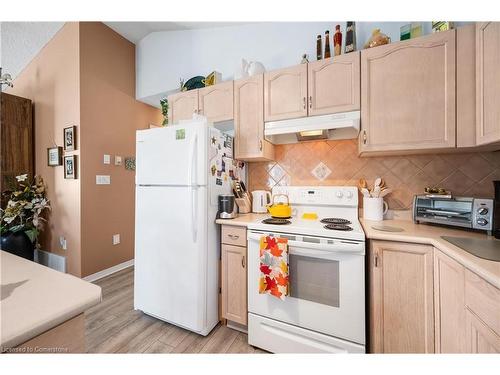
[267,194,292,218]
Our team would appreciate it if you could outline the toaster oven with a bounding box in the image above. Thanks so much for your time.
[413,195,493,233]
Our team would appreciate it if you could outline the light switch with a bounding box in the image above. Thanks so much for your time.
[103,154,111,164]
[59,236,67,250]
[112,234,120,245]
[96,175,111,185]
[115,156,122,166]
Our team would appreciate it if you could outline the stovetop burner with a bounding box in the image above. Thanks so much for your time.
[262,218,292,225]
[324,224,353,231]
[320,218,352,225]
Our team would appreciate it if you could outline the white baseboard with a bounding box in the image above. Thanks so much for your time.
[83,259,134,282]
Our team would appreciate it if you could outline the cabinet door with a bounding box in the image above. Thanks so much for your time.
[360,30,456,153]
[221,244,247,325]
[264,64,307,121]
[369,241,434,353]
[476,22,500,145]
[465,309,500,353]
[308,52,360,116]
[168,90,199,124]
[434,250,466,353]
[198,81,233,123]
[234,74,274,161]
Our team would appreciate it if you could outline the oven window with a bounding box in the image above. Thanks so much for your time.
[289,254,340,307]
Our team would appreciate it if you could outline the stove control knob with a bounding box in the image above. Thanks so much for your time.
[336,191,343,198]
[477,207,489,216]
[346,191,354,199]
[477,218,488,226]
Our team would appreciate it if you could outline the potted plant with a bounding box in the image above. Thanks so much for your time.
[0,174,51,260]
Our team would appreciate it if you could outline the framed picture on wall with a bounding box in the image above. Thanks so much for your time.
[47,146,63,166]
[64,155,77,179]
[63,125,77,151]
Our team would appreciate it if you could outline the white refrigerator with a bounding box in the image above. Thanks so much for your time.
[134,118,241,335]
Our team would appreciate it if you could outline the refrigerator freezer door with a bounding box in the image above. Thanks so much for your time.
[134,185,210,333]
[136,122,207,186]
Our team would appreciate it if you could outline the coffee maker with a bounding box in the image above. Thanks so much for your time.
[217,194,237,219]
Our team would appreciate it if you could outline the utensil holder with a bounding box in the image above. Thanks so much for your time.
[363,197,388,221]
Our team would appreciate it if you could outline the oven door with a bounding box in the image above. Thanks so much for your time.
[247,230,365,345]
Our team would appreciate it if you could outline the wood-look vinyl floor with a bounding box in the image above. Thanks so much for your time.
[84,267,265,353]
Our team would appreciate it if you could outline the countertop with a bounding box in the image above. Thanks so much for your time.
[215,213,266,227]
[216,214,500,289]
[0,251,102,349]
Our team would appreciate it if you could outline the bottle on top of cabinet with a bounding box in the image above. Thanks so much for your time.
[334,25,342,56]
[316,34,322,60]
[324,30,331,59]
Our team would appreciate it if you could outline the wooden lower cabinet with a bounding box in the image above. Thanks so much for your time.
[221,240,247,326]
[372,242,500,354]
[434,250,466,353]
[465,308,500,353]
[369,240,435,353]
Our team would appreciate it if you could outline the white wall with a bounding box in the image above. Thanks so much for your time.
[136,21,470,107]
[0,22,64,79]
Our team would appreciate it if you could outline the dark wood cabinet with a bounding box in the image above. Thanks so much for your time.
[0,92,34,200]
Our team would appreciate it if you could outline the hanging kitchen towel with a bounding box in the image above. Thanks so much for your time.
[259,235,289,300]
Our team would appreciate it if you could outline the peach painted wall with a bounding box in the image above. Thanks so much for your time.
[7,23,82,276]
[79,23,162,277]
[248,140,500,210]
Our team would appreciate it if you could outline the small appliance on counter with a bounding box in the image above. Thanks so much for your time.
[217,194,237,219]
[251,190,272,213]
[493,181,500,239]
[413,194,493,233]
[267,194,292,218]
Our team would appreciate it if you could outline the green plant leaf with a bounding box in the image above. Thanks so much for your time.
[25,228,38,243]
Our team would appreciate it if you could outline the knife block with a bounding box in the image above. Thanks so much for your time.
[235,196,252,214]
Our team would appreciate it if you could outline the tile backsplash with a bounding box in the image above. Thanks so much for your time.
[247,140,500,210]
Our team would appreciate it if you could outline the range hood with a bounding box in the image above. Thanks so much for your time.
[264,110,360,144]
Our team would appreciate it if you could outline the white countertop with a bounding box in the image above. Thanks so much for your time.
[216,214,500,289]
[1,251,102,349]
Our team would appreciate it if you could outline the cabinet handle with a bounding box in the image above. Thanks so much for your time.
[193,109,198,114]
[228,234,240,240]
[362,130,367,145]
[303,97,306,109]
[198,109,203,115]
[309,96,312,109]
[259,140,263,151]
[242,255,245,268]
[374,253,379,268]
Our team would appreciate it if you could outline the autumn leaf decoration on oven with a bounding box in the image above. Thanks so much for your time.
[259,236,289,300]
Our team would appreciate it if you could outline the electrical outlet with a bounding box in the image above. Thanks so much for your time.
[59,236,67,250]
[103,154,111,164]
[115,156,122,166]
[112,234,120,245]
[96,175,111,185]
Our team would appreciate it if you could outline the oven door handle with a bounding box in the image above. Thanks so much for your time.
[248,232,364,254]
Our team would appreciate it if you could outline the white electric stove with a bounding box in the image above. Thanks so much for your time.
[247,186,366,353]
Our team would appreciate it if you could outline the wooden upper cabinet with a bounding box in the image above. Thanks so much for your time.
[234,74,274,161]
[308,52,360,116]
[198,81,234,123]
[434,250,466,353]
[369,241,434,353]
[359,30,456,154]
[167,90,199,125]
[264,64,307,121]
[476,22,500,146]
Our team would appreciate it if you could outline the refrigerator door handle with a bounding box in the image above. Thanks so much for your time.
[191,187,198,242]
[189,134,198,186]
